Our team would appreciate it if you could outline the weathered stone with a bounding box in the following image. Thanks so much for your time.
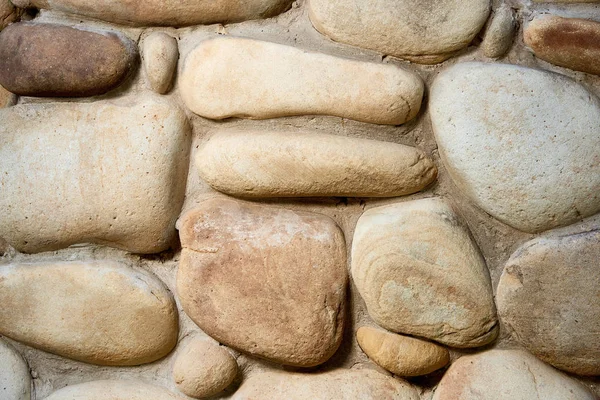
[0,93,190,254]
[351,198,498,348]
[0,261,178,366]
[177,198,347,367]
[0,339,30,400]
[180,37,424,125]
[172,338,238,398]
[232,369,419,400]
[45,380,186,400]
[525,15,600,76]
[481,4,516,58]
[308,0,490,64]
[0,0,20,31]
[432,350,597,400]
[0,83,15,108]
[430,62,600,233]
[0,22,138,97]
[357,326,449,377]
[142,32,178,94]
[533,0,599,2]
[497,229,600,376]
[196,130,436,198]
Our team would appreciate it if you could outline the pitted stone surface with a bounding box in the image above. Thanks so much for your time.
[142,32,178,94]
[0,339,30,400]
[481,4,516,58]
[45,380,186,400]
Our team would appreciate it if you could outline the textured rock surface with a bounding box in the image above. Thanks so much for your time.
[232,369,420,400]
[357,326,449,377]
[180,37,424,125]
[0,93,190,254]
[525,15,600,76]
[0,339,31,400]
[432,350,597,400]
[308,0,490,64]
[45,380,186,400]
[172,338,238,398]
[196,130,436,198]
[142,32,178,94]
[0,261,179,365]
[497,229,600,375]
[177,198,347,367]
[1,0,20,30]
[481,4,516,58]
[0,22,138,97]
[0,83,15,107]
[352,198,498,348]
[430,62,600,233]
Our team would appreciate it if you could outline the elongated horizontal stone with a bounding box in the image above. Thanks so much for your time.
[197,130,436,198]
[46,380,186,400]
[180,37,424,125]
[0,23,138,97]
[0,93,191,254]
[0,261,178,365]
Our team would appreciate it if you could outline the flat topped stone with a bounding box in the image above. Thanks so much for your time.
[45,380,186,400]
[177,198,347,367]
[0,22,138,97]
[0,261,179,366]
[430,62,600,233]
[179,37,424,125]
[196,130,436,198]
[0,339,30,400]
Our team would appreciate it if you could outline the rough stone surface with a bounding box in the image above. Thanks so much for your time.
[0,22,138,97]
[0,0,20,30]
[0,339,31,400]
[180,37,424,125]
[481,4,516,58]
[232,369,420,400]
[0,83,15,108]
[430,62,600,233]
[497,229,600,376]
[196,130,436,198]
[525,15,600,76]
[0,93,190,254]
[351,198,498,348]
[177,197,347,367]
[45,380,186,400]
[432,349,597,400]
[357,326,449,377]
[172,338,238,398]
[0,261,179,366]
[142,32,178,94]
[308,0,491,64]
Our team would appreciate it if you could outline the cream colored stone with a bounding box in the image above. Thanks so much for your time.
[308,0,490,64]
[180,37,424,125]
[232,369,419,400]
[143,32,178,94]
[352,198,498,348]
[0,93,191,254]
[196,130,436,198]
[0,339,30,400]
[0,83,15,107]
[357,326,449,377]
[0,261,179,365]
[172,338,238,398]
[432,350,597,400]
[45,380,186,400]
[481,4,516,58]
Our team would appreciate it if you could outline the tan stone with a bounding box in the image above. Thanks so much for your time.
[196,130,436,198]
[356,326,449,377]
[0,83,15,108]
[533,0,599,2]
[177,197,347,367]
[0,261,179,366]
[0,339,30,400]
[142,32,178,94]
[0,0,20,30]
[0,93,191,254]
[45,380,186,400]
[481,4,516,58]
[172,338,238,398]
[179,37,424,125]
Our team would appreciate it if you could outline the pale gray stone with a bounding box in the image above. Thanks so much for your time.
[0,339,30,400]
[45,380,186,400]
[481,4,516,58]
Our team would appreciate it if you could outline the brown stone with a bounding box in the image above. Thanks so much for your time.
[0,0,20,31]
[177,197,347,367]
[0,22,138,97]
[0,83,13,108]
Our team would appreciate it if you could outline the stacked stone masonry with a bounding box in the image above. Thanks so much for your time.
[0,0,599,399]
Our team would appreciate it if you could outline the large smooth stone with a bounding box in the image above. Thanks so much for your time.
[177,198,347,367]
[196,130,436,198]
[0,261,178,365]
[0,93,190,254]
[432,350,597,400]
[0,22,137,97]
[308,0,490,64]
[179,37,424,125]
[142,32,178,94]
[45,380,186,400]
[430,62,600,233]
[497,229,600,375]
[232,369,419,400]
[0,339,30,400]
[351,198,498,348]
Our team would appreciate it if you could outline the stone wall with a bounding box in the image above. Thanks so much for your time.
[0,0,599,399]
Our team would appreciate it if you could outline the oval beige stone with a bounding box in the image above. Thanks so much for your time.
[142,32,178,94]
[180,37,424,125]
[357,326,449,377]
[481,4,516,58]
[0,261,179,366]
[45,380,186,400]
[197,130,436,198]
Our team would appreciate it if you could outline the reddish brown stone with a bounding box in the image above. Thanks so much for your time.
[0,0,21,30]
